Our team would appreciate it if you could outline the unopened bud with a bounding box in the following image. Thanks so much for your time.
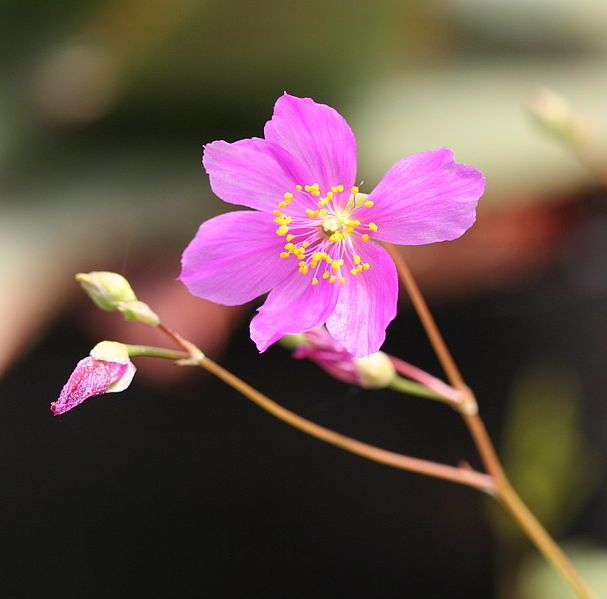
[76,271,136,311]
[90,340,130,363]
[354,352,396,389]
[116,300,160,327]
[526,87,588,145]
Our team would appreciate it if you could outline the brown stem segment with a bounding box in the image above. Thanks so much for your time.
[389,246,598,599]
[196,355,496,494]
[384,244,467,392]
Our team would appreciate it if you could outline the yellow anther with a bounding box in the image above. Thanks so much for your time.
[327,191,334,200]
[283,192,293,200]
[272,210,283,216]
[353,255,361,265]
[311,277,319,286]
[325,255,333,263]
[306,208,318,218]
[278,201,288,208]
[298,262,309,274]
[364,200,374,208]
[351,186,359,194]
[296,184,303,190]
[331,263,340,272]
[312,252,322,262]
[280,252,290,259]
[356,265,364,273]
[361,234,370,242]
[363,263,371,270]
[286,234,295,242]
[284,243,295,251]
[276,225,289,236]
[329,275,336,283]
[302,241,310,248]
[368,222,378,232]
[318,209,328,216]
[350,268,358,275]
[338,277,346,284]
[322,271,330,280]
[336,185,344,192]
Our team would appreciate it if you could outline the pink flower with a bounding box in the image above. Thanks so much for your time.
[51,341,136,416]
[180,94,484,357]
[292,327,395,389]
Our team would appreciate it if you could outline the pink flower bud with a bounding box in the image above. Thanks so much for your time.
[292,327,395,389]
[51,341,136,416]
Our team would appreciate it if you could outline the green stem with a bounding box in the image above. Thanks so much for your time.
[124,344,188,361]
[389,375,453,403]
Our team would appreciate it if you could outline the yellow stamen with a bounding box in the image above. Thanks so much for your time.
[364,200,374,208]
[353,255,361,265]
[286,234,295,242]
[351,186,359,194]
[363,263,371,270]
[280,252,290,259]
[311,277,319,286]
[362,234,370,242]
[338,276,346,284]
[368,222,378,232]
[329,275,336,283]
[276,225,289,236]
[322,271,330,280]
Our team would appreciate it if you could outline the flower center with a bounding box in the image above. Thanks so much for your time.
[272,183,379,286]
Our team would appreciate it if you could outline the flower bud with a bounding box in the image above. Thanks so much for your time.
[290,327,395,389]
[526,87,588,145]
[75,271,136,311]
[354,352,396,389]
[116,300,160,327]
[51,341,136,416]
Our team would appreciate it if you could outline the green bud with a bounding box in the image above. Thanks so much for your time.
[354,352,396,389]
[116,300,160,327]
[76,271,137,311]
[90,340,130,363]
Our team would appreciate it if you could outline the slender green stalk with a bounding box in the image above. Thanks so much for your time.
[124,344,187,361]
[389,375,454,403]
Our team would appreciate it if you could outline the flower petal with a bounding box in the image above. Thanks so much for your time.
[250,272,340,352]
[202,138,309,212]
[264,93,357,194]
[367,148,485,245]
[51,357,129,416]
[326,242,397,357]
[180,211,290,306]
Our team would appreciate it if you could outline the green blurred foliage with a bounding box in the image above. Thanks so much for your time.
[489,363,595,544]
[519,544,607,599]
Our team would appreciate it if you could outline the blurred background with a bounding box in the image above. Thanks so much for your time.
[2,0,607,597]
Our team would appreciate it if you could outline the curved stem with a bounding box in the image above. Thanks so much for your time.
[384,244,467,392]
[195,355,495,494]
[389,246,598,599]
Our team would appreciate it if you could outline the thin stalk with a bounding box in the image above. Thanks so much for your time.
[195,355,496,494]
[389,374,455,404]
[124,344,187,361]
[389,246,598,599]
[383,244,467,392]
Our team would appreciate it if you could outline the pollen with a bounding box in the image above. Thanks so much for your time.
[364,200,374,208]
[362,234,370,242]
[351,186,359,194]
[276,225,289,236]
[311,277,319,285]
[286,234,295,241]
[368,222,378,232]
[353,255,361,265]
[280,252,290,259]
